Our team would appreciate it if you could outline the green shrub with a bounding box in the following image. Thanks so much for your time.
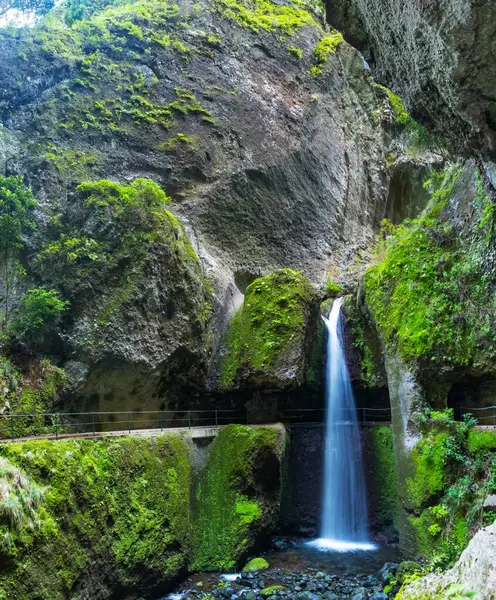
[10,288,69,340]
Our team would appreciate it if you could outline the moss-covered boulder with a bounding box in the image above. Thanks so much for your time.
[191,424,285,572]
[0,435,192,599]
[243,558,270,573]
[220,269,319,390]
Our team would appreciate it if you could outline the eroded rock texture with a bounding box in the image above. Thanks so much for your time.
[326,0,496,158]
[0,0,432,406]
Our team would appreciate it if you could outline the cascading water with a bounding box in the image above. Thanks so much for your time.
[309,298,376,552]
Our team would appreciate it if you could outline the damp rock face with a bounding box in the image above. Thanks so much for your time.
[396,522,496,600]
[0,0,432,408]
[325,0,496,158]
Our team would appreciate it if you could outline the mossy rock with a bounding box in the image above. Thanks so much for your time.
[0,435,192,599]
[242,557,270,572]
[468,429,496,454]
[190,425,284,572]
[397,561,423,584]
[221,269,318,390]
[260,585,284,596]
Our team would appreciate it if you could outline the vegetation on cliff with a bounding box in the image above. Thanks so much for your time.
[191,424,283,572]
[221,269,318,389]
[0,435,192,599]
[405,410,496,568]
[364,165,496,370]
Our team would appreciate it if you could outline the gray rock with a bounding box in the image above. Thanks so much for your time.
[296,592,321,600]
[398,522,496,599]
[325,0,496,158]
[370,594,388,600]
[352,587,368,600]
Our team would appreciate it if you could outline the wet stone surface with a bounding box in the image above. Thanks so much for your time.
[165,540,401,600]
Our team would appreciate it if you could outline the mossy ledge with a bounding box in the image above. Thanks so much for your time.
[221,269,319,390]
[0,435,192,600]
[0,425,285,598]
[191,424,285,572]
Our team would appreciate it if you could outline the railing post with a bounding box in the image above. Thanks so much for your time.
[92,414,95,437]
[160,410,163,432]
[128,412,131,434]
[55,416,59,440]
[188,410,191,429]
[10,414,14,441]
[215,409,218,427]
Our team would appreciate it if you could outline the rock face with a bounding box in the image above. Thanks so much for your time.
[0,0,434,407]
[190,424,286,572]
[325,0,496,158]
[397,522,496,600]
[0,425,285,599]
[220,269,319,391]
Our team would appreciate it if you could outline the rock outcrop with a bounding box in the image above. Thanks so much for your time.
[0,424,285,599]
[0,0,436,408]
[397,522,496,600]
[325,0,496,158]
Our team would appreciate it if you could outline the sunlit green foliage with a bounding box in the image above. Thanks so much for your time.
[213,0,316,35]
[9,287,69,340]
[365,166,496,367]
[221,269,317,387]
[191,425,280,571]
[0,0,54,18]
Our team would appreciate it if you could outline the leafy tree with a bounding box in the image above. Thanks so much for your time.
[0,177,36,328]
[9,287,69,340]
[0,0,55,18]
[62,0,125,24]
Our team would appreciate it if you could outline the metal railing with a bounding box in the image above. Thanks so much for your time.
[459,405,496,428]
[0,409,247,442]
[1,405,494,442]
[0,406,394,442]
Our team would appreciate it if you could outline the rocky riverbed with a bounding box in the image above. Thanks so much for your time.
[164,539,403,600]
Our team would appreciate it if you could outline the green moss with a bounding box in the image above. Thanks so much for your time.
[243,557,270,572]
[214,0,316,35]
[260,585,283,596]
[407,432,449,509]
[0,435,191,598]
[310,31,343,78]
[220,269,317,388]
[403,411,496,566]
[368,426,399,529]
[0,359,69,439]
[364,166,496,367]
[287,44,302,58]
[191,425,280,572]
[468,429,496,454]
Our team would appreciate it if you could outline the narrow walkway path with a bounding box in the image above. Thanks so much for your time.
[0,422,285,444]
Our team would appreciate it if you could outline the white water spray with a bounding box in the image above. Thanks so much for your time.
[309,298,376,552]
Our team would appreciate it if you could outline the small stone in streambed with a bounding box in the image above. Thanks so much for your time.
[352,587,369,600]
[245,593,257,600]
[378,563,399,586]
[296,592,321,600]
[370,593,388,600]
[221,586,234,598]
[260,586,285,597]
[243,558,269,573]
[322,592,339,600]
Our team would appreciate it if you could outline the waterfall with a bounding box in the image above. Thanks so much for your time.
[309,298,375,552]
